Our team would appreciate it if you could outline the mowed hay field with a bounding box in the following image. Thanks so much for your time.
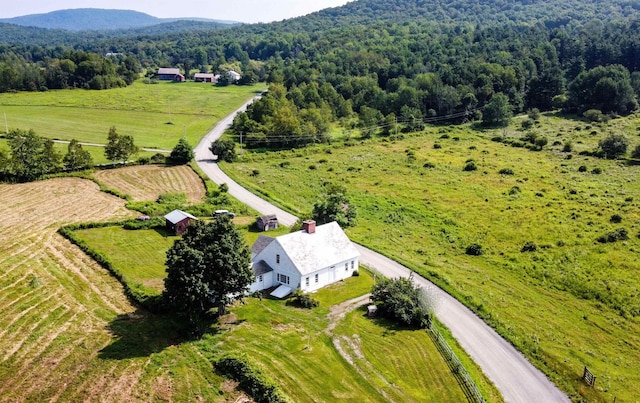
[93,164,206,203]
[0,178,230,401]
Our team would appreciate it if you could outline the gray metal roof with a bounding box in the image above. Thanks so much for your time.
[163,210,197,224]
[253,260,274,276]
[252,235,275,256]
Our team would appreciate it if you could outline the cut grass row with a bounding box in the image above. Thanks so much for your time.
[220,114,640,402]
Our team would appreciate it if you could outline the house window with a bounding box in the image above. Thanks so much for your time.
[258,275,263,282]
[305,277,309,287]
[351,261,354,270]
[277,273,290,285]
[345,263,349,271]
[315,273,319,283]
[276,254,280,264]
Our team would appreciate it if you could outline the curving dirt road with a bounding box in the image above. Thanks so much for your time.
[194,97,570,403]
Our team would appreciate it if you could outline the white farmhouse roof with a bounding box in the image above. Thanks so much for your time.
[276,221,359,276]
[194,73,215,78]
[164,210,197,224]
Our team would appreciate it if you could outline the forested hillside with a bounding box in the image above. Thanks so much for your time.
[1,0,640,141]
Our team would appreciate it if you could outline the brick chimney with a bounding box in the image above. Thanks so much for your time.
[302,220,316,234]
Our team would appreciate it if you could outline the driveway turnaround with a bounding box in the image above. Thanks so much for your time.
[194,97,570,403]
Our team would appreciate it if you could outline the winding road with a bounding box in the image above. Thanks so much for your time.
[194,97,570,403]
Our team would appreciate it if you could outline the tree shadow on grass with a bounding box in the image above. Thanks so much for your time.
[99,310,221,360]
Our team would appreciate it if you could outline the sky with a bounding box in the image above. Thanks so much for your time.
[0,0,353,23]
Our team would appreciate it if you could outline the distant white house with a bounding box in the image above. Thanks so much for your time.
[249,220,360,298]
[227,70,242,82]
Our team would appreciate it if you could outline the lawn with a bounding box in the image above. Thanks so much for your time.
[221,113,640,402]
[198,270,491,402]
[0,80,264,150]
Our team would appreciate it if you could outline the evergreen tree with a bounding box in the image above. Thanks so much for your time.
[169,137,194,165]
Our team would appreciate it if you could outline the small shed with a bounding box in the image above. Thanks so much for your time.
[164,210,198,235]
[256,214,279,231]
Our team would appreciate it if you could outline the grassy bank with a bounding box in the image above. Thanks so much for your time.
[221,113,640,401]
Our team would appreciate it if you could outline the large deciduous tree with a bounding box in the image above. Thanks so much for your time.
[63,139,93,171]
[163,217,253,325]
[312,184,357,228]
[210,138,236,162]
[481,93,512,127]
[567,65,638,115]
[104,126,138,165]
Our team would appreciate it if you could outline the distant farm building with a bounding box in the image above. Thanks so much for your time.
[194,73,216,83]
[164,210,198,235]
[157,68,185,82]
[256,214,279,231]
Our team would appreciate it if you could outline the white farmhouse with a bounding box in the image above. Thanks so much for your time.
[249,220,360,297]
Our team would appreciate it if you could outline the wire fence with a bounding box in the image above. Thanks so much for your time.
[427,323,486,403]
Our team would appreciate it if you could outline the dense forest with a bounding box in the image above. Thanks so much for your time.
[1,0,640,145]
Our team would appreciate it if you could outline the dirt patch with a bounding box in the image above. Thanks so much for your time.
[93,164,206,203]
[326,293,371,335]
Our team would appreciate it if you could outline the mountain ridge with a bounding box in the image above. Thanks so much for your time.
[0,8,240,31]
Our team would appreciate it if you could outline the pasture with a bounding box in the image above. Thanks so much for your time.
[0,164,486,401]
[222,113,640,402]
[0,80,263,150]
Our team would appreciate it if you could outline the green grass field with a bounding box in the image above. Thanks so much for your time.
[72,223,290,298]
[0,81,264,150]
[221,113,640,402]
[72,222,500,401]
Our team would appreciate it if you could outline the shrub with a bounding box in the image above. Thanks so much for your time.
[138,157,150,165]
[597,228,629,243]
[521,119,535,129]
[528,108,541,120]
[465,244,484,256]
[463,161,478,171]
[371,277,431,328]
[578,165,587,172]
[286,289,319,309]
[563,142,573,152]
[214,353,292,403]
[423,162,436,169]
[598,134,629,159]
[591,167,603,174]
[521,242,538,252]
[433,143,442,149]
[279,161,291,168]
[352,270,360,277]
[498,168,514,175]
[251,169,260,176]
[632,145,640,159]
[150,153,166,163]
[583,109,606,123]
[610,214,623,223]
[509,186,521,195]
